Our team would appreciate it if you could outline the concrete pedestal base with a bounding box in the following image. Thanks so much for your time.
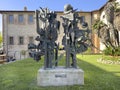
[37,67,84,86]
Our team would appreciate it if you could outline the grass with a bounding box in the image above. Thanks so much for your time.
[0,55,120,90]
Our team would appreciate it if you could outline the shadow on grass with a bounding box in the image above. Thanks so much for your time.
[77,58,120,90]
[28,57,120,90]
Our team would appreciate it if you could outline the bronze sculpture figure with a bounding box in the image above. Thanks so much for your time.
[28,5,90,69]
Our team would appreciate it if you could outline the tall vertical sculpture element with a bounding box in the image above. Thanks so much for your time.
[61,4,90,68]
[28,7,60,69]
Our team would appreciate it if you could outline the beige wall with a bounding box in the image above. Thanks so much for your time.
[2,12,38,59]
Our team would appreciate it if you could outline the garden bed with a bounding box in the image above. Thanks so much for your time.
[97,58,120,65]
[97,55,120,65]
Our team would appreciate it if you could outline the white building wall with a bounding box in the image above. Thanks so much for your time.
[116,0,120,3]
[99,0,120,51]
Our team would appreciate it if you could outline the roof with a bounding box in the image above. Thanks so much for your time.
[0,10,35,14]
[0,10,91,14]
[0,0,111,14]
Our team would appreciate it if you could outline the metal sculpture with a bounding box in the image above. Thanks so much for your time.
[28,7,60,69]
[61,4,90,68]
[28,5,90,69]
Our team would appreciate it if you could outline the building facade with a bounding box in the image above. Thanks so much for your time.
[0,9,38,59]
[0,0,119,59]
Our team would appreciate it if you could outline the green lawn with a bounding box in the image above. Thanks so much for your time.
[0,55,120,90]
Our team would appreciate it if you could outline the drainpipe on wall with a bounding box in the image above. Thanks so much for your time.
[90,12,94,54]
[2,14,4,53]
[6,14,8,59]
[2,14,8,57]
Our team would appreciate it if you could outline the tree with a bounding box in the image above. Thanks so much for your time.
[21,50,26,59]
[92,0,120,56]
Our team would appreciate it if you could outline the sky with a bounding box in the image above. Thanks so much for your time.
[0,0,108,31]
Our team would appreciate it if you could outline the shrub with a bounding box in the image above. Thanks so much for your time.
[83,47,92,54]
[113,47,120,56]
[103,46,120,56]
[103,47,113,55]
[21,50,26,56]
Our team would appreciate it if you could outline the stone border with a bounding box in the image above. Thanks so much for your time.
[97,58,120,65]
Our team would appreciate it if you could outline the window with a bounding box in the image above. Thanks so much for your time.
[29,37,34,43]
[81,16,85,22]
[19,36,24,45]
[8,15,14,24]
[18,15,24,23]
[9,36,14,45]
[94,14,98,20]
[103,15,105,19]
[28,15,33,23]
